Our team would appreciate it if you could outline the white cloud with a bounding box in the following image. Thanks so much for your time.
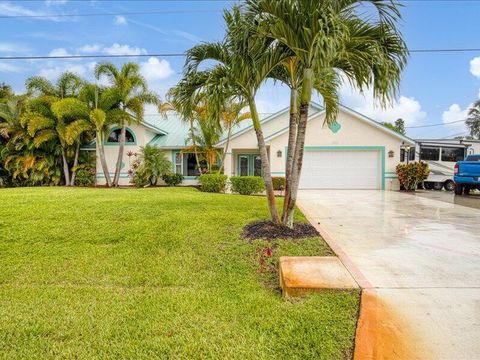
[38,61,96,81]
[114,15,127,25]
[45,0,68,5]
[469,57,480,78]
[0,62,21,73]
[48,48,72,57]
[78,44,103,53]
[0,1,62,21]
[0,42,29,53]
[140,57,174,81]
[340,82,426,126]
[102,43,146,56]
[441,104,470,134]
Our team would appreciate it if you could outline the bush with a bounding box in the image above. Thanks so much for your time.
[162,173,184,187]
[272,177,286,191]
[130,145,171,187]
[199,174,228,193]
[74,168,95,187]
[230,176,265,195]
[396,161,429,191]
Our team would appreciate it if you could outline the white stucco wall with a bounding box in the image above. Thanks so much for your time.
[224,108,410,190]
[96,123,157,186]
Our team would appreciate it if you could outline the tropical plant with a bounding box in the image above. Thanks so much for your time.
[26,72,83,99]
[185,6,288,224]
[396,161,429,191]
[95,62,160,186]
[246,0,408,227]
[467,100,480,139]
[0,82,14,101]
[130,145,171,187]
[382,118,406,135]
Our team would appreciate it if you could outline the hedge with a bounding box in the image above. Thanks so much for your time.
[230,176,265,195]
[198,174,228,193]
[162,173,184,187]
[272,177,286,191]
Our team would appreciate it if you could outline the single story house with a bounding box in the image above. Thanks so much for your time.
[86,102,415,190]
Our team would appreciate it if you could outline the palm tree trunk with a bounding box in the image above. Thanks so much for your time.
[61,147,70,186]
[248,98,281,225]
[281,88,298,223]
[189,118,202,175]
[218,123,232,174]
[97,131,112,187]
[70,142,80,186]
[113,125,126,187]
[283,68,313,228]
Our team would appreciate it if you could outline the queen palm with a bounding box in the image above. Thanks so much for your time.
[186,7,289,224]
[95,62,160,187]
[26,72,83,99]
[247,0,408,227]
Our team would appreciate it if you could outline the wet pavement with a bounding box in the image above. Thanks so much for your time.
[297,190,480,360]
[413,189,480,210]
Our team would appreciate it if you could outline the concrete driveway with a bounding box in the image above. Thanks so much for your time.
[297,190,480,360]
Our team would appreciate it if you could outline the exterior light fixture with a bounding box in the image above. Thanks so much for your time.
[388,150,395,158]
[277,150,282,158]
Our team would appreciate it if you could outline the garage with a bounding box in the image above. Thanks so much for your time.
[299,149,382,189]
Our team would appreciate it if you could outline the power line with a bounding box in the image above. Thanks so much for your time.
[1,47,480,61]
[406,119,468,128]
[0,9,221,19]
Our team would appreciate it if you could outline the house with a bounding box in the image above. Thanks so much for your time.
[88,102,415,190]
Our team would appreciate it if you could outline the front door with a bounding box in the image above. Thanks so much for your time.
[237,154,262,176]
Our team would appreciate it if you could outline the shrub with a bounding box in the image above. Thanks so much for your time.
[130,145,171,187]
[74,168,95,187]
[272,177,286,191]
[230,176,265,195]
[162,173,184,187]
[199,174,228,193]
[396,161,429,191]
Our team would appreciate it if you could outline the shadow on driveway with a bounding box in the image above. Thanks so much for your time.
[413,190,480,210]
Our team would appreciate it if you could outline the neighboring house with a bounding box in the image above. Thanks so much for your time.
[88,102,415,190]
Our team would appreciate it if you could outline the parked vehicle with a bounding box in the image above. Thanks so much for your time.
[401,139,480,191]
[454,155,480,195]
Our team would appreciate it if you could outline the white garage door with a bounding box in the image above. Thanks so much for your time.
[299,150,381,189]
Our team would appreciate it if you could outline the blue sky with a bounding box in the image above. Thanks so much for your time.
[1,0,480,139]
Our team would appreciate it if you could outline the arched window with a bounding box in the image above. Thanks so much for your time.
[106,128,136,144]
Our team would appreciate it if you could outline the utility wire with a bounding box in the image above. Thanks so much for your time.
[406,119,468,128]
[0,9,221,19]
[3,47,480,60]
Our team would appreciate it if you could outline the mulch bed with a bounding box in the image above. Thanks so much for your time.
[242,220,319,240]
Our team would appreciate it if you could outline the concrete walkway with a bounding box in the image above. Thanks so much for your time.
[297,190,480,360]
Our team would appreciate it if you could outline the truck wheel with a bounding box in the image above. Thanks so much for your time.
[433,182,443,191]
[454,184,463,195]
[444,180,455,192]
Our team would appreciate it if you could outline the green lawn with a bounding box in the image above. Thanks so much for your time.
[0,187,359,359]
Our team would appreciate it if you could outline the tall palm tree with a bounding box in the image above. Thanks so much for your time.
[185,7,289,224]
[26,72,83,99]
[467,100,480,139]
[95,62,160,187]
[247,0,408,227]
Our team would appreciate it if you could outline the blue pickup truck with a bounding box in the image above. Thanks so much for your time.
[454,155,480,195]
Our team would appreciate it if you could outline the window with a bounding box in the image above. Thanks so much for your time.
[441,147,465,162]
[401,148,416,162]
[400,149,405,162]
[175,152,182,174]
[239,155,249,176]
[107,128,135,144]
[409,148,415,161]
[253,155,262,176]
[420,147,440,161]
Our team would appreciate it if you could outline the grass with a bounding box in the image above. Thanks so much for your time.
[0,187,359,359]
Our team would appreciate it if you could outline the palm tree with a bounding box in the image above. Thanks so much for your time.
[247,0,408,227]
[26,72,83,99]
[95,62,160,187]
[467,100,480,139]
[185,7,289,224]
